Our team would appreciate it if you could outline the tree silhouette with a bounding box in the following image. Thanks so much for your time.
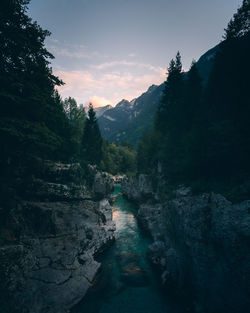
[81,104,103,165]
[0,0,67,161]
[155,51,184,133]
[223,0,250,40]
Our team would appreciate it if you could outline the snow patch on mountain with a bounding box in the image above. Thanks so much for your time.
[103,115,116,121]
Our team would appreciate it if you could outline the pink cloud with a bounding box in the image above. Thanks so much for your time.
[93,60,165,74]
[54,65,165,105]
[88,96,113,108]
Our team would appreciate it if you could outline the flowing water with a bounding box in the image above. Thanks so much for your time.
[72,185,183,313]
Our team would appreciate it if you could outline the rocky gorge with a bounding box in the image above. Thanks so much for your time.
[122,174,250,313]
[0,161,115,313]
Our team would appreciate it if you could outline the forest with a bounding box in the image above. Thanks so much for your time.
[0,0,136,210]
[137,0,250,201]
[1,0,250,204]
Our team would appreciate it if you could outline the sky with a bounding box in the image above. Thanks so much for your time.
[28,0,242,107]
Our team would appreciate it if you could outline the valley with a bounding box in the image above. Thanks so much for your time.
[1,1,249,313]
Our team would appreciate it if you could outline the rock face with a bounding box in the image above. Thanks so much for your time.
[122,175,250,313]
[92,170,114,199]
[122,174,154,202]
[0,162,115,313]
[94,104,113,118]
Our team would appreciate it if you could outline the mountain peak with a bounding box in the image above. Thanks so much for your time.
[94,104,113,118]
[116,99,131,108]
[95,104,112,109]
[147,84,158,93]
[98,43,219,146]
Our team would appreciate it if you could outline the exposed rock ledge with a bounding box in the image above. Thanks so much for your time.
[0,162,115,313]
[122,174,250,313]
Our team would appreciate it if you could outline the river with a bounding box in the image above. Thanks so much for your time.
[72,184,183,313]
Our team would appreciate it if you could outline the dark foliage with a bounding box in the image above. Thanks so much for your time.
[137,0,250,200]
[0,0,69,163]
[62,97,86,160]
[101,141,136,175]
[81,104,103,166]
[0,0,138,219]
[223,0,250,40]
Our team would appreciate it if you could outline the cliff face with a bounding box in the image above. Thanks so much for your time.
[0,162,115,313]
[122,175,250,313]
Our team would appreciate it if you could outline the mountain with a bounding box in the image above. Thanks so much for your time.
[109,85,165,146]
[98,44,219,146]
[94,104,113,118]
[97,99,135,138]
[98,84,164,146]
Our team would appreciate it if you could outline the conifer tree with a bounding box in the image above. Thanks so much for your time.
[81,104,103,165]
[0,0,66,162]
[155,51,184,133]
[223,0,250,40]
[153,52,185,181]
[63,97,86,160]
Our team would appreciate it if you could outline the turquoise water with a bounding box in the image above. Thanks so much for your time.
[72,185,182,313]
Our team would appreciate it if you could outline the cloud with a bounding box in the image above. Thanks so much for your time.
[49,45,91,59]
[55,66,165,105]
[55,70,95,91]
[47,40,166,105]
[49,38,59,43]
[47,41,109,60]
[87,96,113,108]
[93,60,165,74]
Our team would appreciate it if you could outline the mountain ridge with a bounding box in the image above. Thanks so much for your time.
[97,43,220,146]
[94,104,113,118]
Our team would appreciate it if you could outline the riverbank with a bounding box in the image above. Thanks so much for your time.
[0,162,115,313]
[72,184,186,313]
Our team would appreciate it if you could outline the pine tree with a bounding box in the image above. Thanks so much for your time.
[63,97,86,160]
[223,0,250,40]
[0,0,63,120]
[155,51,184,133]
[0,0,66,162]
[81,104,103,165]
[152,52,185,181]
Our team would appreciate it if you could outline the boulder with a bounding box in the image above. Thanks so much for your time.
[122,174,154,202]
[92,171,114,199]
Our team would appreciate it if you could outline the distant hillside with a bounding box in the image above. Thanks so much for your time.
[98,43,220,146]
[97,85,164,146]
[109,85,165,146]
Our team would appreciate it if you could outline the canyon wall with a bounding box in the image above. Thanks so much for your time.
[0,162,115,313]
[122,175,250,313]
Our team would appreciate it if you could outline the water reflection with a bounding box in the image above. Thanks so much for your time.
[72,185,183,313]
[112,208,136,228]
